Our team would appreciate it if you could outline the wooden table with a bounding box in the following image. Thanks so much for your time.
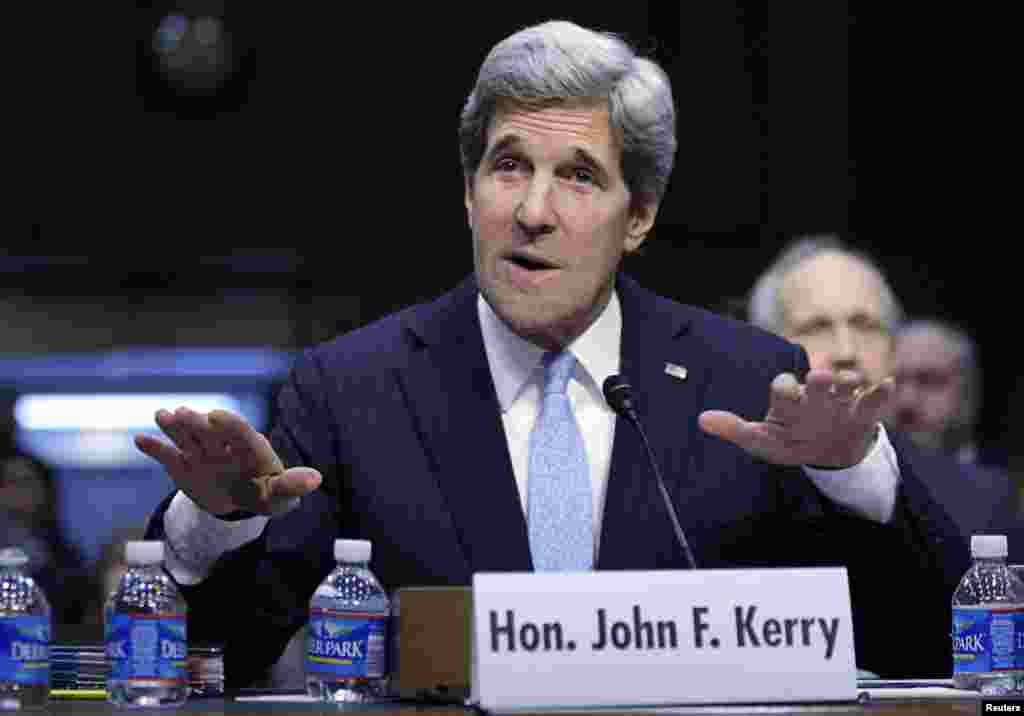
[37,698,987,715]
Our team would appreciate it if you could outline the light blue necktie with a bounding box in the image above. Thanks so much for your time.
[528,351,593,571]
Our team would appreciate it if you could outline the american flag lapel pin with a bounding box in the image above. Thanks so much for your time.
[664,362,687,381]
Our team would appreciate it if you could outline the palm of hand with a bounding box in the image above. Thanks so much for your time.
[699,370,893,469]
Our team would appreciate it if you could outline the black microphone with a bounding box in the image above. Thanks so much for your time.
[603,375,698,570]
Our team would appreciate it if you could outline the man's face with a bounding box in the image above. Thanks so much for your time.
[890,331,967,450]
[466,98,657,350]
[778,252,893,384]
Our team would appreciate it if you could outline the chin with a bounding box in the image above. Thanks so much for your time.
[506,312,566,348]
[488,296,571,348]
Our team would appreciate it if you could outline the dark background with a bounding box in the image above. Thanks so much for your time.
[15,2,1012,450]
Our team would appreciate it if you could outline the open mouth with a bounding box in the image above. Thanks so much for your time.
[505,254,557,271]
[503,253,560,289]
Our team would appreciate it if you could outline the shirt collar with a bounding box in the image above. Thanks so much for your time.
[478,291,622,413]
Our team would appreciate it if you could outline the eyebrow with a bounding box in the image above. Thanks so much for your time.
[793,314,833,330]
[483,135,522,165]
[483,135,612,181]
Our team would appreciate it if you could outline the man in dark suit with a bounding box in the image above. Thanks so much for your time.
[138,21,966,687]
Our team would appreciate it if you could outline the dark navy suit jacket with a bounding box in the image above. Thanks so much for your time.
[147,274,971,685]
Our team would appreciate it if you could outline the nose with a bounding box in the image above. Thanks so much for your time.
[515,175,556,238]
[828,325,861,373]
[891,380,921,426]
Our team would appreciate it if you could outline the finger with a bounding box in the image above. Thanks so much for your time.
[134,434,187,474]
[737,424,812,464]
[268,467,322,502]
[766,373,804,423]
[699,411,806,465]
[156,409,204,456]
[700,411,798,454]
[854,377,895,425]
[175,407,230,459]
[207,409,259,443]
[208,409,268,455]
[230,468,322,514]
[804,370,839,413]
[832,370,864,402]
[772,373,803,400]
[698,410,745,444]
[208,410,283,473]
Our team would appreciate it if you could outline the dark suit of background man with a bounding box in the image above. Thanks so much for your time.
[139,21,967,687]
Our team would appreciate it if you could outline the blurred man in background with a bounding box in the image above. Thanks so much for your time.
[891,320,1008,471]
[1,404,94,627]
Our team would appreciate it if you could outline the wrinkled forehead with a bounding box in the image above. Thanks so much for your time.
[485,97,620,159]
[781,253,888,324]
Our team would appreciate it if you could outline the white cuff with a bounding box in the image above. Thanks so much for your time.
[163,492,270,585]
[802,423,901,524]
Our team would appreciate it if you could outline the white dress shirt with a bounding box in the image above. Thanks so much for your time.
[163,290,901,585]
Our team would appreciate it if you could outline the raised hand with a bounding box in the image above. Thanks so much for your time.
[134,407,321,516]
[698,369,894,468]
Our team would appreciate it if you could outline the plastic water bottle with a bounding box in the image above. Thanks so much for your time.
[105,541,188,708]
[306,539,391,702]
[952,534,1024,694]
[0,547,50,710]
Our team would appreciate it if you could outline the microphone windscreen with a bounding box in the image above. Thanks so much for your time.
[602,374,634,416]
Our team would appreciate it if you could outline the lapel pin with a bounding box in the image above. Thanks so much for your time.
[664,363,688,381]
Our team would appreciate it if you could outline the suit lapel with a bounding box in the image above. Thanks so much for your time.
[397,278,533,573]
[598,276,707,570]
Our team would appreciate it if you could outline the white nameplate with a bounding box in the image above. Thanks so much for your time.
[471,568,856,710]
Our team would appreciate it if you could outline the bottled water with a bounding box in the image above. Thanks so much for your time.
[0,547,50,710]
[105,541,188,708]
[952,534,1024,694]
[306,539,391,702]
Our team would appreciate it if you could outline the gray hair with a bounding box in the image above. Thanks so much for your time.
[459,20,676,206]
[748,235,904,335]
[894,319,981,433]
